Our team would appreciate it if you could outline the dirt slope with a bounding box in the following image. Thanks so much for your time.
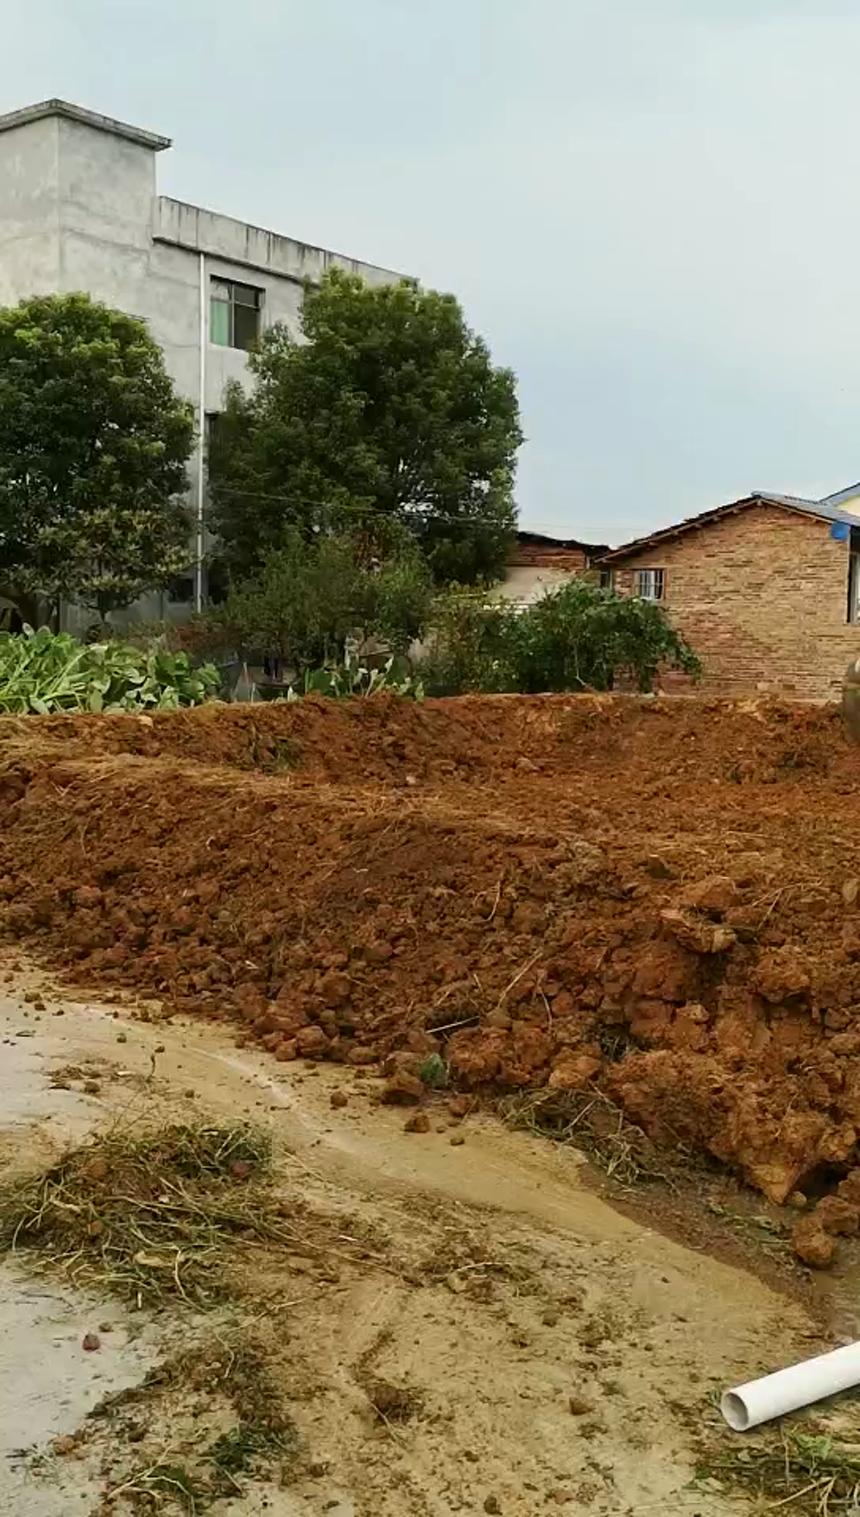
[1,694,860,1249]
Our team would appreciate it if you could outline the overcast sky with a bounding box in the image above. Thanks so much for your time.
[6,0,860,544]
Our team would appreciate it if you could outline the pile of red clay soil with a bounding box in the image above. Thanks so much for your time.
[2,693,860,1266]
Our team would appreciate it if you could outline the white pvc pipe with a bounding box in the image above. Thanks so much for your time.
[722,1341,860,1431]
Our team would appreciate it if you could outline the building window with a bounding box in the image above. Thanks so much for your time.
[598,567,614,591]
[636,568,665,601]
[210,277,263,350]
[167,575,195,605]
[849,553,860,624]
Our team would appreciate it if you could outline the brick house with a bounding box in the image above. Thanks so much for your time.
[595,488,860,699]
[497,531,607,608]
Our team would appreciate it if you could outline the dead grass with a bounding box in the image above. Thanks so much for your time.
[501,1087,678,1187]
[88,1331,299,1513]
[701,1429,860,1515]
[0,1122,307,1306]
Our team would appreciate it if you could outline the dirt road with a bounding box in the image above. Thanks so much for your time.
[0,963,826,1516]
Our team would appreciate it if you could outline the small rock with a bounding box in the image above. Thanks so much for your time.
[330,1090,349,1109]
[98,1322,113,1333]
[448,1094,474,1118]
[485,1007,512,1031]
[83,1080,101,1096]
[681,876,738,916]
[449,1133,466,1147]
[16,1028,35,1038]
[116,1032,127,1044]
[183,1088,196,1098]
[814,1195,860,1238]
[843,878,860,909]
[541,1310,560,1327]
[52,1435,77,1456]
[82,1333,101,1352]
[484,1499,501,1515]
[787,1191,807,1210]
[568,1394,593,1416]
[381,1071,425,1105]
[404,1111,431,1134]
[642,854,675,879]
[153,1043,165,1054]
[295,1024,330,1058]
[792,1215,837,1269]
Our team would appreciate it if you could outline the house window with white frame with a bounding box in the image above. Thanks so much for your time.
[636,567,665,601]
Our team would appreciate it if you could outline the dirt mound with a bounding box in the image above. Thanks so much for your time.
[2,694,860,1256]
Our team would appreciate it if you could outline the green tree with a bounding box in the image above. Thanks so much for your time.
[218,527,433,672]
[208,269,522,584]
[0,292,194,619]
[422,580,701,695]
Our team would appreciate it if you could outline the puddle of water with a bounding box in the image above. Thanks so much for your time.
[0,1266,162,1515]
[0,1026,97,1134]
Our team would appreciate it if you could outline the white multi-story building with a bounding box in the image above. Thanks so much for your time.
[0,98,403,620]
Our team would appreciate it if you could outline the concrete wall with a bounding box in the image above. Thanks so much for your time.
[608,504,860,699]
[154,196,400,288]
[0,116,61,302]
[46,122,399,416]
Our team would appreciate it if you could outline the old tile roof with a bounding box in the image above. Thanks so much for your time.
[596,491,859,564]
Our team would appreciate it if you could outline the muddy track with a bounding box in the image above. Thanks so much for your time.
[0,970,829,1516]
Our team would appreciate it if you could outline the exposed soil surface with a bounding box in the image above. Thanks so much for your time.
[2,694,860,1262]
[0,971,830,1516]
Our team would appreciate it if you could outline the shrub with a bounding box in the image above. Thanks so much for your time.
[421,580,700,695]
[286,655,423,701]
[218,529,434,673]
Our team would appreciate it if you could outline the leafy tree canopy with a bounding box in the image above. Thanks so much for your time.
[218,525,434,672]
[0,292,194,617]
[208,270,522,585]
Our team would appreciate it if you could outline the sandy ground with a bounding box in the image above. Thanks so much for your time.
[0,961,833,1516]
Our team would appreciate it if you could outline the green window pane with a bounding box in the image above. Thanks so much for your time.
[210,297,230,346]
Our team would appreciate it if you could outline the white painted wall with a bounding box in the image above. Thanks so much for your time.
[490,564,583,607]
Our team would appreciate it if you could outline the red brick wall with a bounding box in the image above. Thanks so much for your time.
[508,544,589,571]
[608,504,860,699]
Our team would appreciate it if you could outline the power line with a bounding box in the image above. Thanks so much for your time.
[209,484,512,532]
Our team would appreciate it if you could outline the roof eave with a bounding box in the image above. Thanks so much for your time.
[597,493,854,564]
[0,99,171,152]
